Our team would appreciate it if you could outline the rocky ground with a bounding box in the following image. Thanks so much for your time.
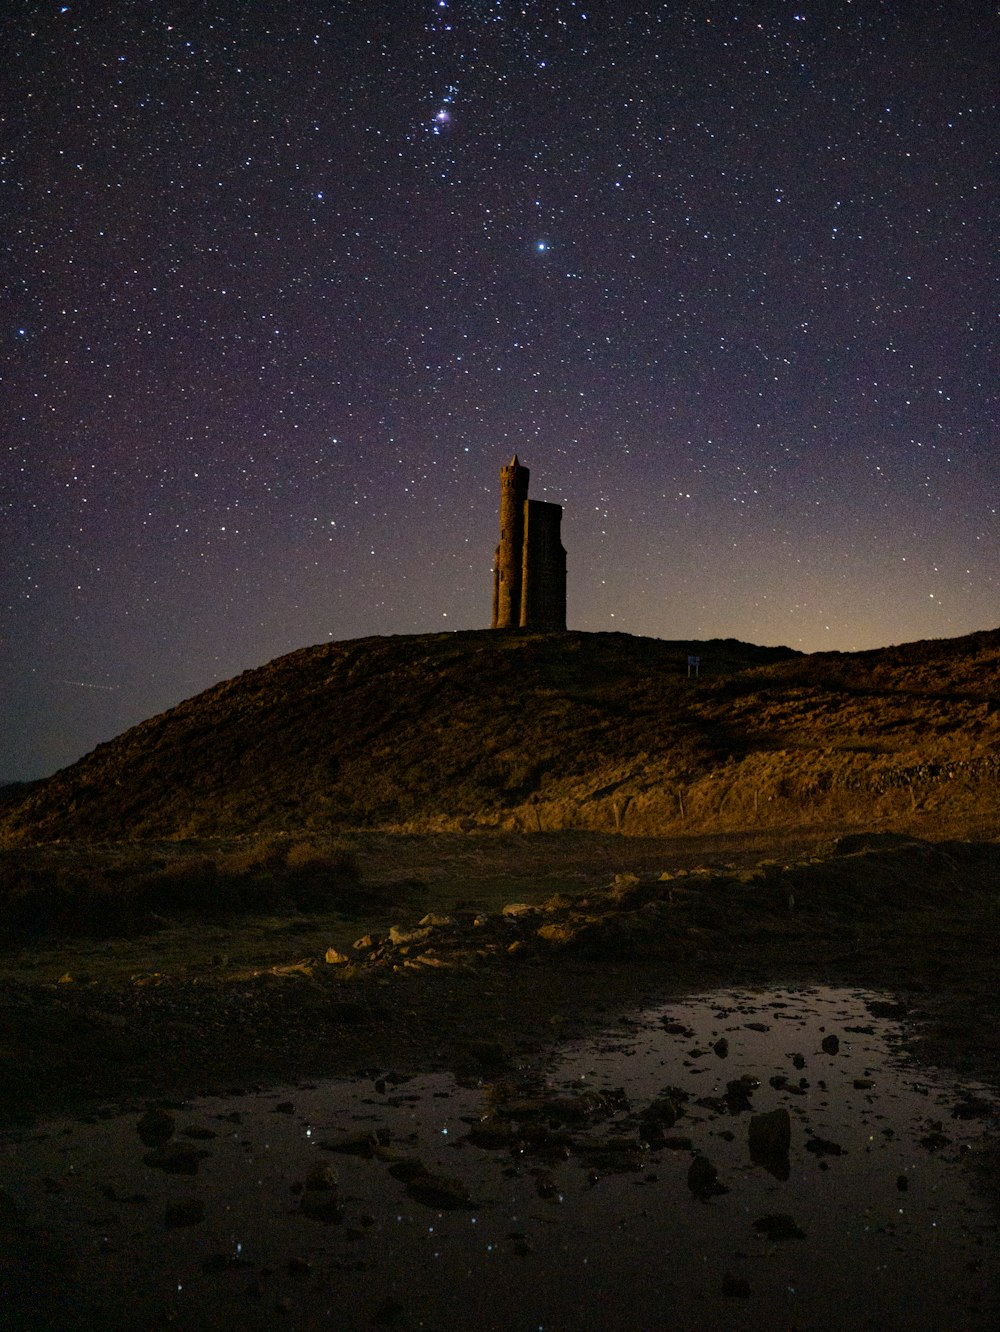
[2,830,1000,1129]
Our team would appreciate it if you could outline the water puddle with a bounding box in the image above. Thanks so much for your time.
[2,986,997,1330]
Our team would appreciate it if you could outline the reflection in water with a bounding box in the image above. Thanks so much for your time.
[2,987,998,1330]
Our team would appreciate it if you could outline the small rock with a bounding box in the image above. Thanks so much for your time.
[305,1162,339,1191]
[418,913,454,927]
[502,903,538,919]
[748,1107,791,1162]
[952,1096,993,1120]
[611,872,640,889]
[533,1169,559,1199]
[386,1157,429,1183]
[319,1131,380,1157]
[299,1191,341,1222]
[388,924,433,947]
[467,1120,514,1148]
[137,1107,176,1147]
[721,1272,752,1298]
[201,1253,252,1273]
[164,1198,205,1228]
[853,1077,875,1090]
[373,1296,406,1326]
[143,1143,204,1175]
[821,1034,840,1055]
[324,948,350,965]
[687,1155,727,1199]
[405,1172,474,1209]
[805,1136,844,1157]
[713,1037,729,1058]
[754,1213,805,1240]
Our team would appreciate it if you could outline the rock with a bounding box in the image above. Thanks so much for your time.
[201,1253,252,1273]
[388,924,433,947]
[611,872,640,889]
[467,1119,514,1149]
[324,948,350,965]
[299,1190,342,1223]
[641,1094,682,1130]
[143,1143,204,1174]
[418,913,455,928]
[305,1162,338,1191]
[853,1077,875,1090]
[537,920,586,946]
[541,893,575,912]
[137,1107,175,1147]
[405,1172,474,1209]
[748,1107,791,1162]
[753,1213,805,1240]
[274,1101,295,1114]
[373,1296,406,1326]
[319,1130,381,1157]
[952,1096,993,1119]
[164,1198,205,1228]
[502,903,538,919]
[687,1155,727,1199]
[821,1034,840,1054]
[712,1037,729,1058]
[805,1136,844,1157]
[464,1040,509,1069]
[352,934,378,950]
[721,1272,752,1298]
[386,1157,429,1183]
[724,1076,758,1113]
[533,1169,559,1199]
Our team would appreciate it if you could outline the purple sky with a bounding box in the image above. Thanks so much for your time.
[3,1,996,779]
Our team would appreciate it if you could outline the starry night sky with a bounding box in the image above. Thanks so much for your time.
[3,1,997,780]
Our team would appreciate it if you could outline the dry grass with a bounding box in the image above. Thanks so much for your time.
[1,626,999,944]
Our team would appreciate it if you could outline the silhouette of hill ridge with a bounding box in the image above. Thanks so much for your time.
[3,627,1000,844]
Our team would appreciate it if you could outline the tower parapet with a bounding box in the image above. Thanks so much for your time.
[491,457,566,630]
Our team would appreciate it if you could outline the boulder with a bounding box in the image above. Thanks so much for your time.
[748,1107,791,1160]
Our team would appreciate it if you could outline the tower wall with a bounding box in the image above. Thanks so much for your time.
[492,457,529,628]
[521,500,567,630]
[491,456,567,631]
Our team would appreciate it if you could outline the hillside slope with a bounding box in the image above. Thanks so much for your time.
[3,627,1000,845]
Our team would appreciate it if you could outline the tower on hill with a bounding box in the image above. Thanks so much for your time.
[491,456,567,629]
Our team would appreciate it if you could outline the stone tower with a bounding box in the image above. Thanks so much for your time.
[491,456,567,630]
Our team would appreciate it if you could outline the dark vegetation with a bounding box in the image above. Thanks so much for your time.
[0,835,362,942]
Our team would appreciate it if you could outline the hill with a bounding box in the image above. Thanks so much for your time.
[2,627,1000,846]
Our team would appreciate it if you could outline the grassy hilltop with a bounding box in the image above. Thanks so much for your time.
[3,626,1000,847]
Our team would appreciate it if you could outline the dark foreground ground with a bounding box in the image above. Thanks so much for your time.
[2,829,1000,1128]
